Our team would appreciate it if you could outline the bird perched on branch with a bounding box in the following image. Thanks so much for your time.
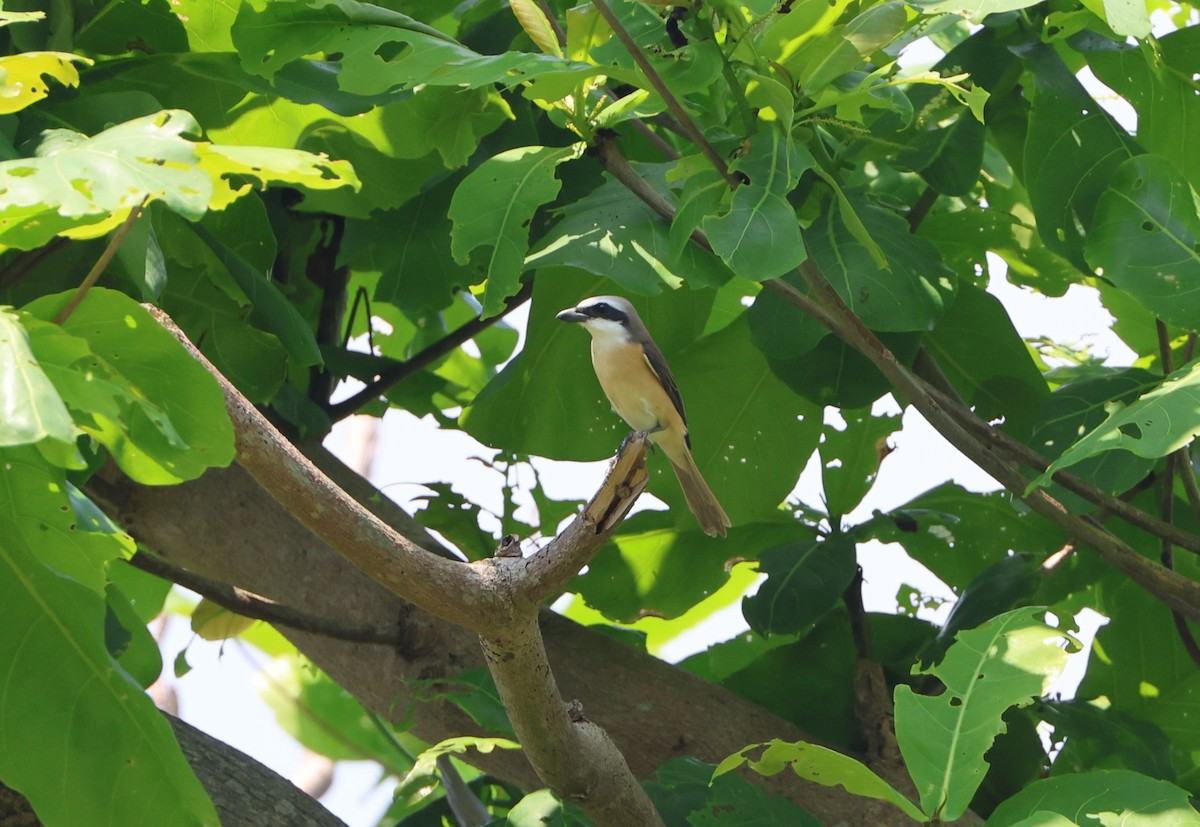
[556,296,731,538]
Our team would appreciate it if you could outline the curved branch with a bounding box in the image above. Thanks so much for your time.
[147,306,497,633]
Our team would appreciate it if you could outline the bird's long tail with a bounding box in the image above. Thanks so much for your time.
[668,449,731,538]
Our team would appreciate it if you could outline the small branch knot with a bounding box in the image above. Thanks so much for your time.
[494,534,523,558]
[567,699,588,723]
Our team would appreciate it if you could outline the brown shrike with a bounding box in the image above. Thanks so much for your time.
[556,296,731,537]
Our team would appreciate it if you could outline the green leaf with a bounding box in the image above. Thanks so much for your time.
[702,129,812,280]
[1022,45,1137,271]
[0,307,75,448]
[742,536,858,636]
[898,111,985,197]
[527,169,732,294]
[507,0,562,58]
[23,288,236,484]
[923,283,1050,441]
[715,739,926,821]
[194,141,359,210]
[864,483,1066,590]
[395,735,519,803]
[232,0,599,95]
[575,515,805,623]
[256,654,416,766]
[1087,28,1200,192]
[0,448,218,827]
[646,756,822,827]
[0,111,213,249]
[424,667,515,738]
[986,770,1200,826]
[449,145,577,316]
[1085,155,1200,329]
[807,199,957,332]
[0,51,89,114]
[1030,360,1200,493]
[820,408,901,520]
[894,607,1077,821]
[910,0,1043,20]
[1028,368,1159,505]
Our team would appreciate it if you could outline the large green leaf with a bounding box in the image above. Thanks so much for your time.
[574,515,802,623]
[894,607,1076,821]
[0,447,218,827]
[0,307,75,448]
[1087,27,1200,192]
[702,128,811,281]
[0,110,211,249]
[807,198,956,332]
[715,739,925,821]
[742,536,858,637]
[923,282,1050,441]
[986,770,1200,826]
[527,170,733,294]
[23,289,235,484]
[449,145,578,317]
[1085,155,1200,329]
[232,0,599,96]
[1022,45,1138,272]
[1030,359,1200,492]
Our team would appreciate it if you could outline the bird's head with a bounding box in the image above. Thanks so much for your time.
[556,296,637,341]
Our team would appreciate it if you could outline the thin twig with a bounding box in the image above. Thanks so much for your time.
[54,200,146,325]
[325,280,533,422]
[907,186,938,232]
[0,237,68,292]
[590,0,739,187]
[1156,319,1200,666]
[127,552,401,645]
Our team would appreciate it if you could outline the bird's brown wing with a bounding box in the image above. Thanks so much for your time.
[640,339,690,446]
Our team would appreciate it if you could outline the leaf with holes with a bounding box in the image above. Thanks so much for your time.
[449,145,578,317]
[1085,155,1200,329]
[715,739,925,821]
[894,607,1077,821]
[703,128,812,281]
[1029,359,1200,493]
[0,51,89,114]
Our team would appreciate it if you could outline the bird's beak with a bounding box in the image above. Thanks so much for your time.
[556,307,589,323]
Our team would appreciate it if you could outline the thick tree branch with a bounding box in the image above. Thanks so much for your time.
[126,552,400,646]
[88,455,908,825]
[325,281,533,422]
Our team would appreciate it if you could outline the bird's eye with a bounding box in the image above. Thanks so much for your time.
[592,303,610,313]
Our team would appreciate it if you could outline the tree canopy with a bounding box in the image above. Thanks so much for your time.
[2,0,1200,824]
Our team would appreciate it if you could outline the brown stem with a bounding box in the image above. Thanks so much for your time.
[54,200,146,325]
[907,187,938,232]
[126,552,400,645]
[590,0,739,188]
[325,280,533,422]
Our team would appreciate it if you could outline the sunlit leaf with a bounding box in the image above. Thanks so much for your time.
[0,52,89,114]
[0,307,75,448]
[895,607,1077,821]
